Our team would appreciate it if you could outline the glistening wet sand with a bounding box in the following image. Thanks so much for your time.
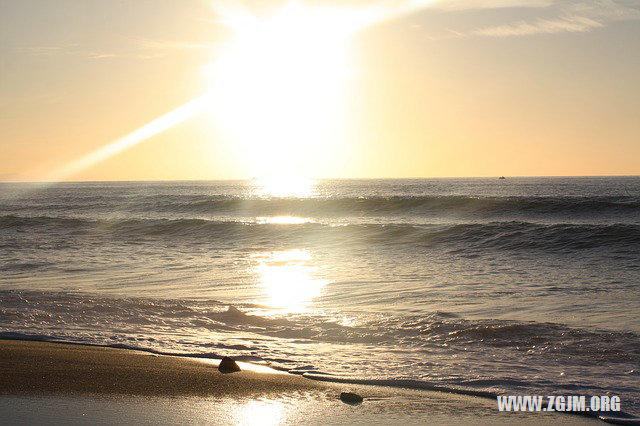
[0,340,601,425]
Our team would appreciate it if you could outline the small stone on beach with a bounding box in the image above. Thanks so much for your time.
[340,392,364,404]
[218,356,241,373]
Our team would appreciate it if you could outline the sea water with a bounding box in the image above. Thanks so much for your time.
[1,177,638,415]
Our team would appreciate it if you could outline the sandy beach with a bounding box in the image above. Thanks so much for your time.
[0,339,324,397]
[0,339,602,425]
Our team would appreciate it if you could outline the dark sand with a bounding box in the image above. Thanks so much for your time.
[0,340,325,397]
[0,340,600,424]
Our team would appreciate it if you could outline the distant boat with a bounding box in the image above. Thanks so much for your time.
[499,176,506,179]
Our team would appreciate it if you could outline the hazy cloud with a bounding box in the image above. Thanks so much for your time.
[473,15,604,36]
[133,39,211,52]
[471,0,640,37]
[433,0,555,11]
[12,38,211,60]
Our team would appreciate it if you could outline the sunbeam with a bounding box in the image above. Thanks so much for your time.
[44,95,210,183]
[44,0,436,182]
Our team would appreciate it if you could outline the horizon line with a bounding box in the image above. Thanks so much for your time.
[2,174,640,184]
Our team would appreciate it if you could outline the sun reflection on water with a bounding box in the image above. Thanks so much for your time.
[256,216,313,225]
[252,249,328,313]
[234,399,285,426]
[252,177,317,198]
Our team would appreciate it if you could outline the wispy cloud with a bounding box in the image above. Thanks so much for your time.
[11,37,211,60]
[132,38,211,52]
[473,15,604,36]
[471,0,640,37]
[20,44,80,56]
[433,0,554,11]
[210,0,639,39]
[88,52,119,59]
[299,0,553,11]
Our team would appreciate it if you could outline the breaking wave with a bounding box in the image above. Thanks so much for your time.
[1,290,639,416]
[2,215,639,255]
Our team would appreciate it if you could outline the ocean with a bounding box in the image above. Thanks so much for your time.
[1,177,639,415]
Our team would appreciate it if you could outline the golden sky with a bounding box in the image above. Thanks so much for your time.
[1,0,639,182]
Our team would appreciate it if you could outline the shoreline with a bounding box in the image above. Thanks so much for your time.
[0,339,326,398]
[0,339,605,425]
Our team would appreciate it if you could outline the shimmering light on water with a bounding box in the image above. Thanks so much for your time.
[232,399,284,426]
[252,249,329,312]
[252,177,317,198]
[1,177,639,415]
[256,216,313,225]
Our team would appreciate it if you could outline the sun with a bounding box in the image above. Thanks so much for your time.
[39,1,437,184]
[206,3,356,181]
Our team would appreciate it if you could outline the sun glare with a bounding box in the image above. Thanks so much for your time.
[253,176,317,198]
[233,400,285,426]
[252,249,329,312]
[207,3,355,181]
[257,216,313,225]
[38,1,437,183]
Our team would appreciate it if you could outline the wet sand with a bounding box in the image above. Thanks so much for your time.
[0,339,324,397]
[0,340,599,425]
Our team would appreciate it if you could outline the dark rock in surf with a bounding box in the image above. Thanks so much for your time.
[218,356,241,373]
[340,392,364,404]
